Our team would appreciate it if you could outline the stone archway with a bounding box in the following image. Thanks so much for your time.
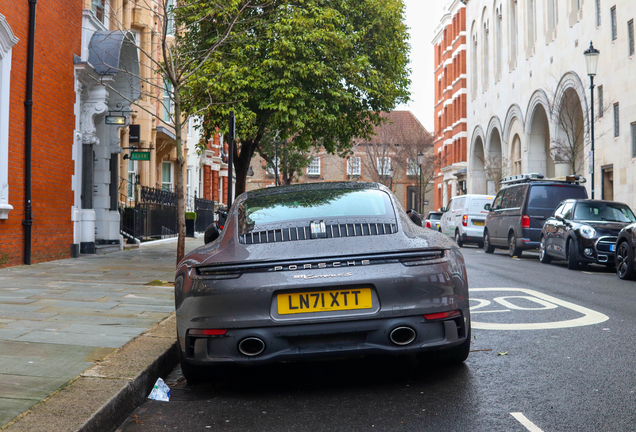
[472,136,487,194]
[553,88,585,176]
[527,103,554,177]
[511,133,522,175]
[487,127,504,193]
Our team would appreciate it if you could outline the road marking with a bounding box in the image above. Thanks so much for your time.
[510,412,544,432]
[470,288,609,330]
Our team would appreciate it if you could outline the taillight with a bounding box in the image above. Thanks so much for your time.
[424,310,462,320]
[462,215,468,227]
[521,215,530,229]
[426,221,431,228]
[189,329,227,336]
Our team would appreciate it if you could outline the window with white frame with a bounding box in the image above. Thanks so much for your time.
[406,158,419,176]
[307,157,321,176]
[127,158,137,199]
[0,15,18,219]
[611,6,617,40]
[186,168,192,211]
[166,0,175,35]
[91,0,108,25]
[377,157,391,176]
[347,157,361,175]
[163,81,173,123]
[162,161,174,191]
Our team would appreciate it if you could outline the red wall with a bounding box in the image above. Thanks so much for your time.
[0,1,82,267]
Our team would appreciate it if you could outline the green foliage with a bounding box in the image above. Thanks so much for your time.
[182,0,411,193]
[259,132,315,185]
[185,211,197,220]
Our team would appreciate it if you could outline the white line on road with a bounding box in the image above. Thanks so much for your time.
[510,413,544,432]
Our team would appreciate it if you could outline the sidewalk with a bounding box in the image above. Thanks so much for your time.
[0,238,204,430]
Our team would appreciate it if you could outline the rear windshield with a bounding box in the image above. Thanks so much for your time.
[240,188,396,228]
[573,202,636,223]
[428,213,442,220]
[527,185,588,211]
[469,198,493,214]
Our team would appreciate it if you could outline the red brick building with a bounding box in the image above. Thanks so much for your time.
[432,1,467,210]
[0,3,82,267]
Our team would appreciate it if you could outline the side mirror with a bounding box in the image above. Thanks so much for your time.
[554,214,564,222]
[204,223,221,244]
[440,207,447,213]
[484,203,491,211]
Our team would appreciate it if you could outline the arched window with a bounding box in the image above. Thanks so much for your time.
[511,134,522,175]
[509,0,517,70]
[472,33,479,100]
[0,14,18,219]
[547,0,558,42]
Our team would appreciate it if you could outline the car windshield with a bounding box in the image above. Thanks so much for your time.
[573,202,636,223]
[240,188,396,228]
[428,213,441,220]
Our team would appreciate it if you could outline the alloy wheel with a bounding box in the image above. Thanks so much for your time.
[616,242,635,280]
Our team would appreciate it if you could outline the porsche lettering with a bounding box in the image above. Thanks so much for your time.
[273,260,370,272]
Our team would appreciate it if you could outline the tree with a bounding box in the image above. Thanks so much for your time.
[259,132,316,185]
[188,0,411,196]
[91,0,256,264]
[477,155,509,193]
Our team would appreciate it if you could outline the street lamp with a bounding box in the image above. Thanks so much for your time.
[584,41,600,199]
[417,151,424,213]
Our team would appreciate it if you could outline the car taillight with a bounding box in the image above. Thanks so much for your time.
[189,329,227,336]
[462,215,468,227]
[424,310,462,320]
[521,215,530,229]
[426,221,431,228]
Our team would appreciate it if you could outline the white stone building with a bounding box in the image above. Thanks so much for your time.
[466,0,636,207]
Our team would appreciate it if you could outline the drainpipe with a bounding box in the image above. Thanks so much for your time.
[23,0,37,265]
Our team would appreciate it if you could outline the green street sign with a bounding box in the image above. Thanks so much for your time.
[130,151,150,161]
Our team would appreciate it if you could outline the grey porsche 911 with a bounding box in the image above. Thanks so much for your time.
[175,182,470,382]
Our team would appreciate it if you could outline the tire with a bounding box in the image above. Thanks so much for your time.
[508,232,522,258]
[455,230,464,247]
[567,239,579,270]
[483,231,495,254]
[539,236,552,264]
[616,241,636,280]
[177,337,209,385]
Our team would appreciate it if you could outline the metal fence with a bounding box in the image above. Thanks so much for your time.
[119,177,214,242]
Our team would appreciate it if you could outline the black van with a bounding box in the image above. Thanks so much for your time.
[483,174,588,256]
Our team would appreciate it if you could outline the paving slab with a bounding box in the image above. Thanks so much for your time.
[0,238,203,429]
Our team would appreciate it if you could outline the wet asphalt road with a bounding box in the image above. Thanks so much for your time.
[117,246,636,432]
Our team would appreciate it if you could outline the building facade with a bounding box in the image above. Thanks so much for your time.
[466,0,636,207]
[432,1,468,211]
[246,111,435,215]
[0,3,82,267]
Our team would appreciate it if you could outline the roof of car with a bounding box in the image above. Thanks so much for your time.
[244,181,381,199]
[564,199,629,205]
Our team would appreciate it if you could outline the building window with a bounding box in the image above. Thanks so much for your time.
[306,157,321,176]
[614,103,620,137]
[596,0,602,26]
[186,168,192,210]
[631,122,636,158]
[482,22,489,90]
[163,81,173,123]
[611,7,617,40]
[162,162,173,191]
[127,158,137,199]
[509,0,518,68]
[91,0,107,24]
[165,0,175,35]
[496,7,502,79]
[347,157,361,175]
[527,0,536,55]
[598,86,604,117]
[377,157,391,176]
[406,158,419,176]
[629,20,635,56]
[0,15,17,219]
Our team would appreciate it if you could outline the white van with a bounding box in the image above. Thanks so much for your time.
[440,194,495,247]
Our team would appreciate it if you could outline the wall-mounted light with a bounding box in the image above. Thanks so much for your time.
[105,115,127,125]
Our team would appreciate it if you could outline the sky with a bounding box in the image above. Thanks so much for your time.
[396,0,448,132]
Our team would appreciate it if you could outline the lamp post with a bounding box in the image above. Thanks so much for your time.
[584,41,600,199]
[388,167,395,190]
[417,151,424,213]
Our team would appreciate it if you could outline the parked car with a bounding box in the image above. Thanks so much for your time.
[440,194,495,247]
[175,182,471,383]
[615,222,636,280]
[483,174,588,257]
[406,209,423,226]
[539,199,635,269]
[424,211,443,231]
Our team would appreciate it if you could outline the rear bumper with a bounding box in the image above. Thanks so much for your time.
[180,314,469,366]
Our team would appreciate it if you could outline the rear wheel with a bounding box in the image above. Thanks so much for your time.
[455,230,464,247]
[177,337,209,385]
[539,236,552,264]
[567,239,579,270]
[483,231,495,254]
[616,241,636,280]
[508,232,522,257]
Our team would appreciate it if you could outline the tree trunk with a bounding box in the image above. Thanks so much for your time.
[234,139,257,196]
[174,92,186,266]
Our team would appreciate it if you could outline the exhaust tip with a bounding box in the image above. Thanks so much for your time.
[238,337,265,356]
[389,326,416,346]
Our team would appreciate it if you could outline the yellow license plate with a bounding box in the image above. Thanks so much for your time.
[278,288,373,315]
[473,221,485,226]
